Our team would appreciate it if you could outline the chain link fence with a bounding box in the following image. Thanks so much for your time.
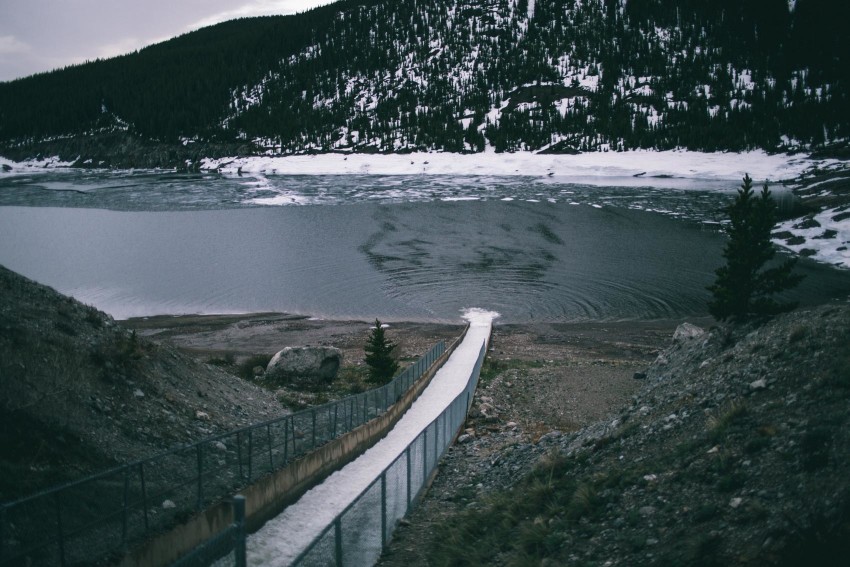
[0,342,446,567]
[293,340,486,566]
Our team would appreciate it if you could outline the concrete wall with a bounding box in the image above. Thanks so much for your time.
[118,326,469,567]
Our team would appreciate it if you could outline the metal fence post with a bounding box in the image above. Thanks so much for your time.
[233,495,246,567]
[311,408,317,448]
[196,445,204,510]
[237,431,244,482]
[247,429,253,482]
[139,462,149,532]
[0,503,7,562]
[54,493,66,567]
[433,422,438,468]
[122,466,130,545]
[423,427,428,484]
[333,404,339,437]
[406,446,412,507]
[381,472,387,548]
[283,417,289,465]
[267,424,274,471]
[334,518,343,566]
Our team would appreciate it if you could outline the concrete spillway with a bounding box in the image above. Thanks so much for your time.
[245,308,497,566]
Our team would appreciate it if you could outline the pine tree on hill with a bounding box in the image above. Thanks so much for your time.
[364,318,399,384]
[707,174,804,322]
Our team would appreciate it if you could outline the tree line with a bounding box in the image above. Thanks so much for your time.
[1,0,846,156]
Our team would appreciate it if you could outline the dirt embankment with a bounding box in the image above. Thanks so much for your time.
[0,265,463,500]
[379,302,850,567]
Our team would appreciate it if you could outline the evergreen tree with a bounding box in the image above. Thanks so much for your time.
[364,318,399,384]
[707,174,804,322]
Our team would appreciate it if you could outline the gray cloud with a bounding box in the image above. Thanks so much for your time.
[0,0,336,82]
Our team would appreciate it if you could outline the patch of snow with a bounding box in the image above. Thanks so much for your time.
[200,150,823,188]
[0,155,76,173]
[773,206,850,269]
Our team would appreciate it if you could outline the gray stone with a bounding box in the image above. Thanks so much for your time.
[673,322,705,342]
[266,346,342,387]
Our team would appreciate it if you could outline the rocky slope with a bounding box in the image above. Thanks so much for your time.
[0,265,283,500]
[381,301,850,566]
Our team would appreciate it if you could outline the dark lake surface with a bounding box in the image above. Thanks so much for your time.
[0,172,846,322]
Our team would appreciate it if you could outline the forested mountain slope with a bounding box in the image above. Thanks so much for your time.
[1,0,847,165]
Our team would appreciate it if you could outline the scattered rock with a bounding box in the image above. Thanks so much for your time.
[265,346,342,387]
[673,322,705,342]
[162,500,176,509]
[794,217,821,230]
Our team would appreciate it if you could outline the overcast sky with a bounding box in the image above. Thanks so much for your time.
[0,0,338,82]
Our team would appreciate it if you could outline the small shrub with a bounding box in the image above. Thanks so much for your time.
[800,427,831,471]
[85,307,103,328]
[364,319,399,385]
[707,402,748,440]
[788,325,807,343]
[744,436,770,454]
[693,504,718,523]
[717,471,745,492]
[236,353,272,380]
[566,483,599,522]
[208,352,236,367]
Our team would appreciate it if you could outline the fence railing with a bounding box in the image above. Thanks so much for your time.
[293,341,486,566]
[171,496,246,567]
[0,341,446,567]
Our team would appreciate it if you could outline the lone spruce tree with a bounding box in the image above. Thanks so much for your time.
[707,174,803,322]
[364,319,399,384]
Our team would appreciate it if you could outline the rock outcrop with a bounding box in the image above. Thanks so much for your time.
[265,346,342,387]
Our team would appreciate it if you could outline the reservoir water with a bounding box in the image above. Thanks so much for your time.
[0,171,847,322]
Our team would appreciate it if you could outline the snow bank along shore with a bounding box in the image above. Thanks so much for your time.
[199,149,821,183]
[3,150,848,269]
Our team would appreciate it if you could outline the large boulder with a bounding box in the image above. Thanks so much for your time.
[265,346,342,387]
[672,322,705,343]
